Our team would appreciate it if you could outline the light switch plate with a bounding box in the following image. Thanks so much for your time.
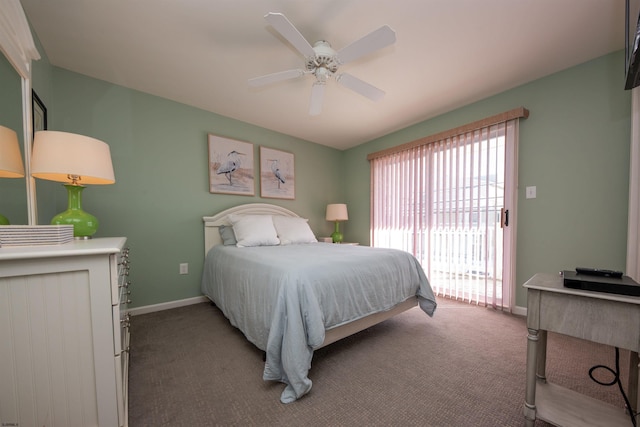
[526,186,537,199]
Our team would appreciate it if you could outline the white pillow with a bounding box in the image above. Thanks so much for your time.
[272,216,317,245]
[227,214,280,247]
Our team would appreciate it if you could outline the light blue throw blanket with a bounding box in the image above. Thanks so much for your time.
[201,243,436,403]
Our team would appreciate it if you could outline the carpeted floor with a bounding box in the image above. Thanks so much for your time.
[127,297,629,426]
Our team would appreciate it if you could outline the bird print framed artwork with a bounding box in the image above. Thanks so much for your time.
[208,134,255,195]
[259,146,295,200]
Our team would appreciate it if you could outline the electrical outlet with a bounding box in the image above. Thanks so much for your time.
[179,263,188,275]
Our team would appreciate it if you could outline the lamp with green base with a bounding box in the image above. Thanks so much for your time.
[326,203,348,243]
[31,131,115,238]
[0,125,25,225]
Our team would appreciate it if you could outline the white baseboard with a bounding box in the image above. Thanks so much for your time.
[128,295,209,316]
[128,295,528,318]
[512,305,527,317]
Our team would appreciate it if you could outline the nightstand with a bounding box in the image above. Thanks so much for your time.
[523,273,640,426]
[339,242,359,246]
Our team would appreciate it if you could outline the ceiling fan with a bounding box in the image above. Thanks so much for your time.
[248,12,396,116]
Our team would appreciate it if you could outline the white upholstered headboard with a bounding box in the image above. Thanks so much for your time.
[202,203,300,255]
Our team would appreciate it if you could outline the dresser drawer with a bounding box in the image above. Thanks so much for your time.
[114,314,130,426]
[119,317,130,427]
[115,351,129,427]
[112,245,130,427]
[118,281,131,306]
[111,248,130,305]
[112,247,131,356]
[112,306,131,355]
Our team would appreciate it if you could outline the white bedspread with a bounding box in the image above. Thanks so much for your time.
[201,243,436,403]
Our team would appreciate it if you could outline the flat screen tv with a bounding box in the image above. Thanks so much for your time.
[626,0,640,89]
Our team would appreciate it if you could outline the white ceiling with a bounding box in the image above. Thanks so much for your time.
[20,0,627,150]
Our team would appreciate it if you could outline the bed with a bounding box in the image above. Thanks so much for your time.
[201,203,437,403]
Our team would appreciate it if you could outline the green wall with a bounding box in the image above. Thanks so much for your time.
[33,67,344,308]
[28,46,632,310]
[344,51,631,308]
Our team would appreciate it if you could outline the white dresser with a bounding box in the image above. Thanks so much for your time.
[0,237,130,427]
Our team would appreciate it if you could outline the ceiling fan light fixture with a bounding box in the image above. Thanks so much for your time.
[306,41,338,73]
[314,67,331,83]
[250,12,396,115]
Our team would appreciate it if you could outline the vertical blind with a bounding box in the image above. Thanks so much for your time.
[368,108,527,309]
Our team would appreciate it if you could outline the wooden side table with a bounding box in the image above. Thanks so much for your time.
[523,273,640,426]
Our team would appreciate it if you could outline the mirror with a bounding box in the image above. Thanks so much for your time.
[0,1,40,225]
[0,49,28,224]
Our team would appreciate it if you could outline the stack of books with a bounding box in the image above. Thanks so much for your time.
[0,225,74,247]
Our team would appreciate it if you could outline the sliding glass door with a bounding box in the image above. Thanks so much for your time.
[370,116,520,310]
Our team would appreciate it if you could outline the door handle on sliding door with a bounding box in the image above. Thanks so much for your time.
[500,208,509,228]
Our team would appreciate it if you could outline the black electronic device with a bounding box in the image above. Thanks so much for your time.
[575,267,623,278]
[563,270,640,297]
[626,0,640,89]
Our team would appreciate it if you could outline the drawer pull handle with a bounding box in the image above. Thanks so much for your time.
[120,313,131,324]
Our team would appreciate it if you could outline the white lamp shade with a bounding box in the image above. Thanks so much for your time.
[31,131,115,185]
[0,125,25,178]
[326,203,348,221]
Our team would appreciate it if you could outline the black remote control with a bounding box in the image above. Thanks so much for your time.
[575,267,623,278]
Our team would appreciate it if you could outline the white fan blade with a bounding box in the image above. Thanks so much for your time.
[248,69,304,87]
[336,25,396,65]
[309,82,325,116]
[337,73,385,101]
[264,12,315,58]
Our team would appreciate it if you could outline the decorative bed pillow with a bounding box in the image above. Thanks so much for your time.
[218,225,237,246]
[227,214,280,247]
[272,216,317,245]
